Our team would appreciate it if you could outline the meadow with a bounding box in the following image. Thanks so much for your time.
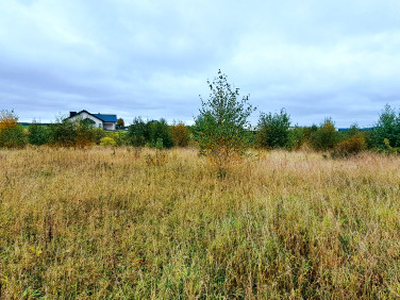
[0,146,399,298]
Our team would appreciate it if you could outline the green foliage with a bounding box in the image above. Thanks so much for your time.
[171,123,190,147]
[48,118,77,147]
[310,119,339,151]
[92,128,106,144]
[75,119,96,148]
[288,126,306,150]
[256,108,291,149]
[126,118,173,148]
[48,117,97,147]
[28,121,50,146]
[0,110,27,148]
[147,119,174,148]
[370,104,400,150]
[194,70,255,167]
[126,117,147,147]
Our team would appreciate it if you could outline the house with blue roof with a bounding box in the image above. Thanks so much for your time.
[68,110,117,130]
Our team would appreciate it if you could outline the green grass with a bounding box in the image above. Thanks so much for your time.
[0,147,399,298]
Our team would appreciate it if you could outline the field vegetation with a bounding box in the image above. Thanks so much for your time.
[2,72,400,298]
[0,147,400,298]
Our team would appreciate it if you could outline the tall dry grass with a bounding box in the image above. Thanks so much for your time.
[0,147,399,298]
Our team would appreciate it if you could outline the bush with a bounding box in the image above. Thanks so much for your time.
[171,123,190,147]
[100,137,117,146]
[75,120,96,148]
[147,119,174,148]
[256,108,291,149]
[127,118,173,149]
[288,126,306,150]
[126,117,147,147]
[28,122,50,145]
[331,137,366,158]
[370,104,400,150]
[48,117,97,147]
[310,119,339,151]
[0,110,27,148]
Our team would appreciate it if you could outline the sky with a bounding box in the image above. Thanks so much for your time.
[1,0,400,127]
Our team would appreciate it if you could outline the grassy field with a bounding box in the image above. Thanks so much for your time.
[0,147,399,298]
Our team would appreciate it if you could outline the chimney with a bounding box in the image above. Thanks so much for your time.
[69,111,77,117]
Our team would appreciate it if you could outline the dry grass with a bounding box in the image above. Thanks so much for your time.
[0,147,400,298]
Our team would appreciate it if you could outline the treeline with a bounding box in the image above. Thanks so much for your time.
[1,104,400,156]
[0,111,192,149]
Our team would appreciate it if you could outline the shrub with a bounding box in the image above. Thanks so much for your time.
[75,120,96,148]
[171,123,190,147]
[194,70,255,171]
[147,119,174,148]
[288,126,306,150]
[331,137,367,158]
[127,118,173,149]
[28,121,50,145]
[48,118,77,147]
[310,119,339,151]
[100,137,117,146]
[126,117,147,147]
[0,110,27,148]
[256,108,291,149]
[370,104,400,150]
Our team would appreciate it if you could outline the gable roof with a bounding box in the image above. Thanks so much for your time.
[69,110,117,123]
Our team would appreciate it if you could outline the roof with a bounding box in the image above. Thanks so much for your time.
[68,110,117,123]
[92,114,117,123]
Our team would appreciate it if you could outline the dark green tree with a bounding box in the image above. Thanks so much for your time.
[370,104,400,149]
[28,121,50,145]
[126,117,148,147]
[256,108,291,149]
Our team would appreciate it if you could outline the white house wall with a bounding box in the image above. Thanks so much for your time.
[103,122,116,130]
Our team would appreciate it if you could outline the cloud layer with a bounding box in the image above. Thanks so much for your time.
[1,0,400,127]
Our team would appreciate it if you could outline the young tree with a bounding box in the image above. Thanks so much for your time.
[171,122,190,147]
[310,118,339,151]
[116,118,125,130]
[194,70,256,170]
[256,108,291,149]
[28,121,50,145]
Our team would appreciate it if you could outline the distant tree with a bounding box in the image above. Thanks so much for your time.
[126,117,148,147]
[28,121,50,145]
[116,118,125,130]
[171,122,190,147]
[0,110,27,148]
[126,118,173,148]
[370,104,400,150]
[147,119,174,149]
[256,108,291,149]
[288,125,306,150]
[310,118,339,151]
[48,117,77,147]
[194,70,256,171]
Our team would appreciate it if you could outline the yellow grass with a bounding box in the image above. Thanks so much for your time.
[0,147,399,298]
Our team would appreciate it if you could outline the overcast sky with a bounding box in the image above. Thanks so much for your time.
[1,0,400,127]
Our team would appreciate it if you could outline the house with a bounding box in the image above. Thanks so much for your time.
[68,110,117,130]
